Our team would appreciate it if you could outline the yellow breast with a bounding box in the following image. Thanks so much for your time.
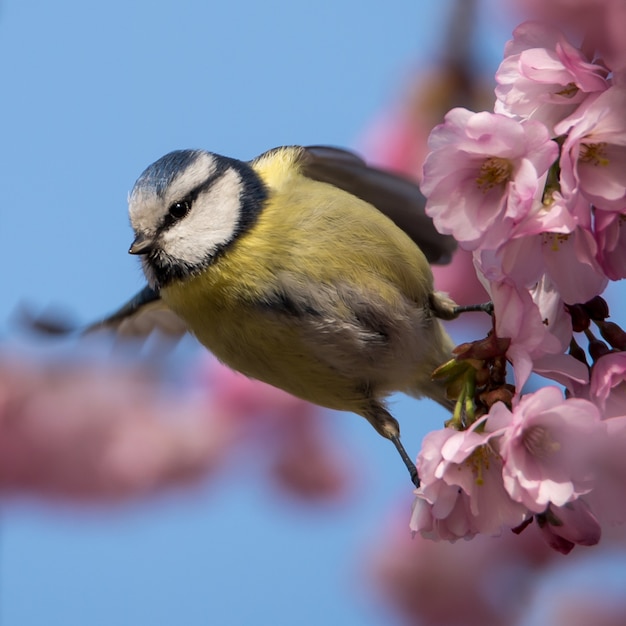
[160,146,437,411]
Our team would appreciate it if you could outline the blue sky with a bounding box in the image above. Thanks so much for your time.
[1,1,624,625]
[0,3,467,624]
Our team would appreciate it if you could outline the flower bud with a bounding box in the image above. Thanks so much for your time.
[583,296,610,321]
[596,320,626,351]
[566,304,590,333]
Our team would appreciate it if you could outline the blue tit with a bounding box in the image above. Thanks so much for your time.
[92,146,459,485]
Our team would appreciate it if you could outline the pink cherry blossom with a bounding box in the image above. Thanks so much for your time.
[595,210,626,280]
[539,226,609,303]
[486,387,602,512]
[589,351,626,417]
[411,424,529,540]
[513,190,581,238]
[495,21,609,132]
[422,108,559,251]
[489,279,560,392]
[556,87,626,213]
[410,491,478,542]
[480,276,587,391]
[473,176,606,304]
[537,499,601,554]
[493,224,608,306]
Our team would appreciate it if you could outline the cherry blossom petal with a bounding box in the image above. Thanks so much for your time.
[538,500,601,554]
[595,210,626,280]
[556,87,626,213]
[589,351,626,417]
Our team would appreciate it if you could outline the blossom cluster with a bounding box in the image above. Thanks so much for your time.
[416,21,626,553]
[0,355,348,502]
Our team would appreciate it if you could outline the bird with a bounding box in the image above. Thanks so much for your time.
[83,145,460,485]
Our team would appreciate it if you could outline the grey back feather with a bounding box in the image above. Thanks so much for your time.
[300,146,456,265]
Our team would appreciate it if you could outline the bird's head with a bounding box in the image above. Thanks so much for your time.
[128,149,266,289]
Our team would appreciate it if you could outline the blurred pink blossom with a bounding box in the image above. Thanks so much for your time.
[487,387,601,512]
[358,105,431,178]
[577,356,626,525]
[371,510,555,626]
[269,408,350,501]
[0,358,229,500]
[495,21,609,132]
[201,361,350,500]
[0,354,348,503]
[422,108,558,250]
[205,360,314,426]
[431,249,490,309]
[512,0,626,77]
[553,597,626,626]
[586,415,626,524]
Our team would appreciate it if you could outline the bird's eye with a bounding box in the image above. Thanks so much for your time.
[169,200,191,220]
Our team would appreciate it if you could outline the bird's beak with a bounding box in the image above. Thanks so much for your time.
[129,232,155,255]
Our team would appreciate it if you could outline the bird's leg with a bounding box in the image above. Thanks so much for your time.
[363,402,420,488]
[389,433,420,487]
[452,301,494,316]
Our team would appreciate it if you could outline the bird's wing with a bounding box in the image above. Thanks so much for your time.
[25,286,189,340]
[84,285,189,338]
[299,145,456,265]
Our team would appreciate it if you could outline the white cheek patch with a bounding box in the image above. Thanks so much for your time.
[160,167,243,265]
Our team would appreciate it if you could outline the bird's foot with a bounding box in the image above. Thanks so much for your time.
[452,301,494,317]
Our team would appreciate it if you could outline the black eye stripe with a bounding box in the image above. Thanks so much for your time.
[160,167,226,230]
[184,169,224,203]
[144,156,267,288]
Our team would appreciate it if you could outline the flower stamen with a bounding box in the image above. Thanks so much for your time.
[476,157,513,192]
[466,445,496,486]
[580,142,609,167]
[522,425,561,459]
[555,82,579,99]
[542,232,570,252]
